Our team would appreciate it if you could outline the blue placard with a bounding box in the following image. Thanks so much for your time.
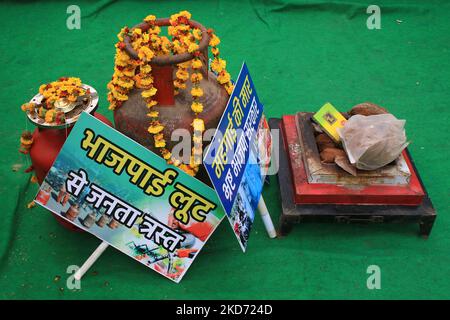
[204,62,270,251]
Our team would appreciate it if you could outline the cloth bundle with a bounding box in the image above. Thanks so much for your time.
[337,114,409,170]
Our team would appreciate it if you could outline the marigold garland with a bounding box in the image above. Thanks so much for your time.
[20,77,86,125]
[107,10,234,176]
[19,131,33,154]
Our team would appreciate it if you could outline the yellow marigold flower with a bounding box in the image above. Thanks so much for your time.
[188,42,199,53]
[191,59,203,69]
[148,26,161,35]
[45,110,56,123]
[148,122,164,134]
[176,25,190,33]
[108,102,117,110]
[191,101,204,114]
[179,10,192,19]
[225,83,234,95]
[174,79,187,89]
[190,72,203,83]
[146,100,158,108]
[142,33,150,43]
[115,59,128,67]
[122,68,135,77]
[144,15,156,22]
[147,111,159,118]
[217,71,231,84]
[150,34,161,46]
[209,34,220,47]
[142,87,157,98]
[117,78,134,89]
[192,118,205,132]
[67,77,82,86]
[170,13,180,24]
[140,76,154,87]
[114,68,124,77]
[176,69,189,81]
[161,149,172,160]
[132,39,143,49]
[183,167,196,176]
[67,95,77,102]
[116,50,130,60]
[118,27,129,41]
[211,47,219,56]
[179,61,191,69]
[172,40,183,54]
[133,28,142,36]
[191,87,204,98]
[140,64,152,74]
[39,84,47,95]
[155,140,166,148]
[138,46,155,61]
[107,91,114,101]
[112,90,129,101]
[211,58,226,73]
[21,102,35,112]
[160,37,172,54]
[193,28,202,41]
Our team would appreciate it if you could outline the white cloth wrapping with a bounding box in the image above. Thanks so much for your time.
[337,114,409,170]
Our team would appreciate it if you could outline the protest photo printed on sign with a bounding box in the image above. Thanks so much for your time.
[204,62,272,251]
[228,116,272,249]
[34,112,225,283]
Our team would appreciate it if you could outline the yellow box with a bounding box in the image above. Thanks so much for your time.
[312,102,347,142]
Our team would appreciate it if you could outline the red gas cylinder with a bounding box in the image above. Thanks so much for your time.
[111,17,230,182]
[30,112,111,183]
[23,82,112,231]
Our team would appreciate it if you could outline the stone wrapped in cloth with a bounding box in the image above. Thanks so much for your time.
[337,114,409,170]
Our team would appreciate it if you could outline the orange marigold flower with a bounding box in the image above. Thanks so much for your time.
[190,72,203,83]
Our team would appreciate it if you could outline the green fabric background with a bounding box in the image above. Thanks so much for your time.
[0,0,449,299]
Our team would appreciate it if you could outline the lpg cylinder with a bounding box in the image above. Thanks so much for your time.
[113,18,230,183]
[23,83,112,231]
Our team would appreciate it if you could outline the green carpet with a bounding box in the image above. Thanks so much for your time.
[0,0,449,299]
